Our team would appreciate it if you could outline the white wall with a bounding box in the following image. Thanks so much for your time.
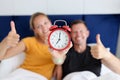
[0,0,120,15]
[84,0,120,14]
[0,0,47,15]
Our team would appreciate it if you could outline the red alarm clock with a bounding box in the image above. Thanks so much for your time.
[48,20,71,51]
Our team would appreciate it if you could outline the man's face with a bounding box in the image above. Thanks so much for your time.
[71,23,89,45]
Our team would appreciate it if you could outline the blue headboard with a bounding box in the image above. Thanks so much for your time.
[0,14,120,54]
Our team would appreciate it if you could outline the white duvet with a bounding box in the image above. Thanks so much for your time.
[1,51,120,80]
[1,68,47,80]
[63,71,120,80]
[91,72,120,80]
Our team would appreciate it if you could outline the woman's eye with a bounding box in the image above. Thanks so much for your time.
[44,22,48,25]
[36,25,41,29]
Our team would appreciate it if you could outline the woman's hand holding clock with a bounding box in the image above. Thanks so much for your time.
[48,20,72,65]
[49,42,72,65]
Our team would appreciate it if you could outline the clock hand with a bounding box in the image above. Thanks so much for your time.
[55,31,61,45]
[59,32,61,39]
[55,38,60,45]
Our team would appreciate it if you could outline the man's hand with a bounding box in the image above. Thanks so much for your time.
[90,34,109,59]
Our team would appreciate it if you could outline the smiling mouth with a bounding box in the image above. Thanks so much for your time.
[76,37,81,40]
[43,30,49,33]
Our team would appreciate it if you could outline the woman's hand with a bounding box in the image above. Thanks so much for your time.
[2,21,20,48]
[0,21,20,59]
[49,42,72,65]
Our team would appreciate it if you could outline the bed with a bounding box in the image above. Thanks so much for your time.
[0,44,119,80]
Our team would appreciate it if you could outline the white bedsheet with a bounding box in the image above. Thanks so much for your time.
[63,71,97,80]
[1,68,47,80]
[91,72,120,80]
[63,71,120,80]
[1,48,119,80]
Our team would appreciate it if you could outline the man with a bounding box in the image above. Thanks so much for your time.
[61,20,120,80]
[61,20,101,80]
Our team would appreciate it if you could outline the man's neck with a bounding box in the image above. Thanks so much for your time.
[74,44,86,53]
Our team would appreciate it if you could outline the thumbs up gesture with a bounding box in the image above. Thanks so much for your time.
[91,34,109,59]
[3,21,20,48]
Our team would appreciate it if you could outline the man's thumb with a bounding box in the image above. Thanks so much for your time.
[96,34,103,46]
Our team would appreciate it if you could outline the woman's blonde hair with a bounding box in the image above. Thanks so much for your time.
[29,12,50,30]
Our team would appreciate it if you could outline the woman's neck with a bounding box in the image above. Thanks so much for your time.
[36,36,48,45]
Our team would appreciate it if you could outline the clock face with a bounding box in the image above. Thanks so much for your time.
[48,28,70,51]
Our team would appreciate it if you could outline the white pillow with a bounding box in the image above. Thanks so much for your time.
[0,52,25,78]
[87,43,97,46]
[87,43,110,51]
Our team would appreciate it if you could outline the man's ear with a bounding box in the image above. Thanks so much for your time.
[86,30,90,38]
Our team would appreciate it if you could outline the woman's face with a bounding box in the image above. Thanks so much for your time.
[33,15,52,40]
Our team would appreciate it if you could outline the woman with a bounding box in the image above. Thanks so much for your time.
[0,12,70,80]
